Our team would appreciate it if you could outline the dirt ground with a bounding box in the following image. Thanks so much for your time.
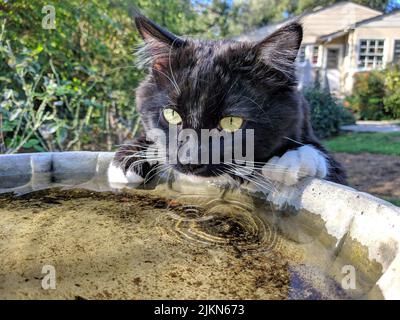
[333,153,400,200]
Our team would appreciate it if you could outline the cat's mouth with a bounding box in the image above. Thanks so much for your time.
[172,168,236,186]
[174,163,223,177]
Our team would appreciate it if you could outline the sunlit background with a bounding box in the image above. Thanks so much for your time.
[0,0,399,205]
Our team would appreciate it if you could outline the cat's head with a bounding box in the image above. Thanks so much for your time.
[134,13,304,179]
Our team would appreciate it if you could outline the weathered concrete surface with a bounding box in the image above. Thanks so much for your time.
[266,178,400,299]
[0,152,400,299]
[0,152,114,194]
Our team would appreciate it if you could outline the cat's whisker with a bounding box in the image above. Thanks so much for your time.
[122,152,167,159]
[143,163,165,184]
[124,160,150,173]
[169,38,182,95]
[225,166,275,193]
[225,162,279,191]
[223,162,277,193]
[283,136,305,146]
[117,143,158,149]
[232,159,309,175]
[153,164,173,185]
[241,95,266,115]
[150,67,181,96]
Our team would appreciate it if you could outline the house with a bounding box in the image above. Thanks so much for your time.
[237,1,400,95]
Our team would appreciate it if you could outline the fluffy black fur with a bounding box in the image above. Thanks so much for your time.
[113,13,346,185]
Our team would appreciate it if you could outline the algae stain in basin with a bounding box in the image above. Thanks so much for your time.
[0,186,377,300]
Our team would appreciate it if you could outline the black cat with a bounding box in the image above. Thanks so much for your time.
[108,13,346,189]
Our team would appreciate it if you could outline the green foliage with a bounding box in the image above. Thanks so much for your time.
[383,65,400,119]
[0,1,148,153]
[350,71,387,120]
[303,85,355,139]
[1,0,271,153]
[1,0,388,153]
[348,67,400,121]
[0,0,209,153]
[228,0,278,36]
[384,198,400,207]
[324,132,400,156]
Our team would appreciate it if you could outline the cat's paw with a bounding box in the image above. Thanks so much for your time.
[261,145,328,186]
[107,162,144,188]
[107,138,156,188]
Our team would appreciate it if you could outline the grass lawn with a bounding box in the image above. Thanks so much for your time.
[324,131,400,207]
[384,198,400,207]
[324,132,400,156]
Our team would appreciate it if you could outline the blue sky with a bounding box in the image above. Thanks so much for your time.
[388,0,400,11]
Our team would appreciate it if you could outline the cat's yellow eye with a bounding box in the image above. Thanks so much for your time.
[163,108,182,125]
[220,116,244,133]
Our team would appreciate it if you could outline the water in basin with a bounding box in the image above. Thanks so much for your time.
[0,176,383,299]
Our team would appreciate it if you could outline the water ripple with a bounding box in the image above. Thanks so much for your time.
[157,196,280,253]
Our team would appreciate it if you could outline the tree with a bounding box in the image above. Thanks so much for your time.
[386,0,400,12]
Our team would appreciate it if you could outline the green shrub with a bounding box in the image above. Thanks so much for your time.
[303,85,355,139]
[0,1,203,153]
[0,1,143,153]
[339,106,356,126]
[383,65,400,119]
[350,71,389,120]
[348,68,400,120]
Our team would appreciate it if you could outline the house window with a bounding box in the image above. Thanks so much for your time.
[312,46,319,64]
[327,48,339,69]
[297,45,306,63]
[394,40,400,64]
[358,39,384,69]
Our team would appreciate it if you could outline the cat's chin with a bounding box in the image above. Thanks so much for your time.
[172,170,237,188]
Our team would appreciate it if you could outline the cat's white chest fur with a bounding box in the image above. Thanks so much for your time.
[107,163,144,188]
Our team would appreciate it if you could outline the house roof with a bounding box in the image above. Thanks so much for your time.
[354,9,400,27]
[236,1,382,43]
[318,10,400,43]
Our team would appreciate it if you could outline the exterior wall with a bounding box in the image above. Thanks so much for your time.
[300,24,400,94]
[238,3,400,95]
[351,27,400,67]
[301,2,381,43]
[342,26,400,93]
[237,2,381,43]
[321,35,348,94]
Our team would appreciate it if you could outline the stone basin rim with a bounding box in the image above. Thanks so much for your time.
[0,151,399,299]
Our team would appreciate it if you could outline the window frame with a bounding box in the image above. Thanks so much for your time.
[311,45,320,65]
[357,38,386,70]
[297,45,306,63]
[393,39,400,64]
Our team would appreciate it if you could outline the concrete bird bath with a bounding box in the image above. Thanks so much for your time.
[0,152,399,299]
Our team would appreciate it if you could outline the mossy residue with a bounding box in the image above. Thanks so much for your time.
[0,188,381,300]
[0,188,291,299]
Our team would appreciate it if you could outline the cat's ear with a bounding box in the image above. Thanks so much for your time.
[255,22,302,78]
[134,12,185,70]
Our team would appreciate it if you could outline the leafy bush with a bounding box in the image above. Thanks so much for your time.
[0,0,234,153]
[348,68,400,120]
[303,85,355,139]
[350,71,389,120]
[0,1,145,153]
[383,65,400,119]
